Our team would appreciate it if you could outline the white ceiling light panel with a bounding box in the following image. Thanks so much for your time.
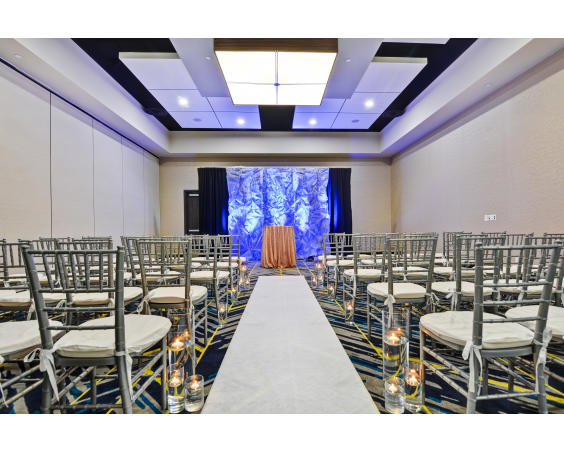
[355,57,427,93]
[331,113,380,129]
[207,97,259,113]
[119,52,197,89]
[292,112,338,129]
[216,112,261,129]
[294,98,345,113]
[340,92,399,114]
[149,89,211,112]
[169,111,220,128]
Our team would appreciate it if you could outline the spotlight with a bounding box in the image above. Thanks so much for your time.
[309,118,317,126]
[364,99,375,109]
[177,96,189,107]
[236,118,246,125]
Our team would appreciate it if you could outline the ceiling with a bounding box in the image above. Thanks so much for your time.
[73,38,476,133]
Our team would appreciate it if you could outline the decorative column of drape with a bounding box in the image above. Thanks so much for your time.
[198,167,229,235]
[226,167,330,260]
[327,168,353,234]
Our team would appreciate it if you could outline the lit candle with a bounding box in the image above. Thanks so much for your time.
[388,382,399,394]
[385,330,402,345]
[312,276,318,286]
[240,263,247,272]
[189,376,202,391]
[169,336,185,352]
[218,303,226,314]
[169,370,183,388]
[182,329,191,342]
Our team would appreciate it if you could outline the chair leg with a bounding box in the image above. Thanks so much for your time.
[508,358,515,393]
[40,373,53,414]
[366,295,372,340]
[161,337,168,413]
[466,352,480,414]
[90,366,97,405]
[117,355,133,414]
[536,354,548,414]
[482,359,489,396]
[419,328,426,406]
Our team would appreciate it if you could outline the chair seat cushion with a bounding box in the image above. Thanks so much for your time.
[432,281,493,297]
[433,266,454,276]
[124,287,143,302]
[190,270,229,281]
[345,254,372,260]
[392,266,427,273]
[168,262,202,271]
[192,257,207,262]
[0,290,65,308]
[5,272,49,285]
[318,255,336,261]
[71,292,112,306]
[0,319,63,356]
[55,314,171,358]
[147,285,207,304]
[135,271,182,282]
[344,268,382,279]
[222,256,246,263]
[484,279,551,295]
[367,282,426,299]
[361,258,382,266]
[217,261,238,269]
[505,305,564,340]
[326,259,353,267]
[420,311,534,349]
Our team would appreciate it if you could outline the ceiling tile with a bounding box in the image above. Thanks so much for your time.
[294,98,345,113]
[341,92,398,114]
[355,57,427,92]
[216,112,261,129]
[208,97,259,112]
[292,112,337,129]
[169,111,220,128]
[383,38,449,44]
[119,54,197,90]
[331,113,379,129]
[277,84,327,106]
[149,89,211,112]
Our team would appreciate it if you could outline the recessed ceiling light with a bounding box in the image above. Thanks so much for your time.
[345,58,352,63]
[193,118,202,122]
[364,99,375,109]
[177,96,189,107]
[351,119,360,123]
[309,118,317,125]
[205,56,211,60]
[13,53,22,59]
[236,118,246,125]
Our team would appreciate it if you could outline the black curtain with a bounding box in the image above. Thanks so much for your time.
[198,168,229,235]
[327,168,352,234]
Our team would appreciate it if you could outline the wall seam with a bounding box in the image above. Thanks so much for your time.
[49,92,53,238]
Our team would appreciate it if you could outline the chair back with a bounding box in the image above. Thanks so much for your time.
[0,240,28,290]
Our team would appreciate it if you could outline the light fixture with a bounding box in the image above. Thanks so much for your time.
[177,96,189,107]
[364,99,375,109]
[214,39,337,106]
[13,53,22,59]
[352,119,360,123]
[205,56,211,60]
[309,118,317,126]
[345,58,352,63]
[236,117,246,125]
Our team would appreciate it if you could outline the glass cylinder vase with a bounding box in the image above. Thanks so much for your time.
[405,361,423,412]
[382,306,409,414]
[167,364,185,413]
[185,374,204,413]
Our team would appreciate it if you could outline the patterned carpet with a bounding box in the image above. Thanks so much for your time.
[2,260,564,414]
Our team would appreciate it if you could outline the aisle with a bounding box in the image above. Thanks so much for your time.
[202,275,379,414]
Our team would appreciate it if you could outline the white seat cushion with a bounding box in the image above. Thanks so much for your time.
[345,254,372,260]
[0,290,65,308]
[217,261,238,269]
[124,287,143,302]
[326,259,353,267]
[6,272,49,285]
[343,268,382,279]
[0,319,63,356]
[361,258,382,266]
[484,279,551,295]
[71,292,112,306]
[433,266,454,276]
[168,262,202,271]
[318,255,336,261]
[222,256,246,263]
[135,271,182,282]
[432,281,493,297]
[367,282,426,299]
[146,285,207,304]
[190,270,230,281]
[192,257,207,262]
[55,314,171,358]
[392,266,427,273]
[420,311,534,349]
[505,305,564,340]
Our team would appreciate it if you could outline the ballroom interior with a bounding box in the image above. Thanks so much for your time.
[1,32,564,420]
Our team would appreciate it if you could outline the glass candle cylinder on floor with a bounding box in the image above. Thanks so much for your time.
[311,275,318,288]
[382,307,408,413]
[384,376,405,414]
[405,362,423,412]
[168,330,187,370]
[345,300,354,324]
[167,365,185,413]
[217,301,228,328]
[185,374,204,413]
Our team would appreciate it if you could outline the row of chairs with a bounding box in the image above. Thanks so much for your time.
[319,231,564,412]
[0,234,244,413]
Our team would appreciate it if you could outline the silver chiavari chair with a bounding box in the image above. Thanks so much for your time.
[21,244,171,413]
[342,234,383,323]
[326,233,355,301]
[420,240,561,413]
[366,235,437,340]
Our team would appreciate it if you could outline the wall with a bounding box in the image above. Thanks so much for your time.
[160,156,391,236]
[0,61,160,244]
[391,52,564,235]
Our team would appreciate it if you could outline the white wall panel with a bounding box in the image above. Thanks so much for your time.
[0,63,51,241]
[50,96,95,237]
[93,122,124,244]
[122,139,146,236]
[144,152,160,235]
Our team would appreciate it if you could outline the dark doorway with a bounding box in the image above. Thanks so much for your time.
[184,190,200,235]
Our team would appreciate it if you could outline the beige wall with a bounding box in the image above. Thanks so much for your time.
[391,53,564,236]
[160,156,391,236]
[0,62,160,244]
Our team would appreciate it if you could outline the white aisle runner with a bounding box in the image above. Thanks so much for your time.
[202,276,378,413]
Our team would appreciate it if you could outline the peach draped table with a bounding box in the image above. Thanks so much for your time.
[260,225,297,268]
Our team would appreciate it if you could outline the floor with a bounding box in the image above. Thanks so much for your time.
[2,260,564,414]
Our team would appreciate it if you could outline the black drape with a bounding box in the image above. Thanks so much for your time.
[198,168,229,235]
[327,168,352,234]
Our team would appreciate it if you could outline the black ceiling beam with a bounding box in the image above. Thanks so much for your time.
[259,106,296,131]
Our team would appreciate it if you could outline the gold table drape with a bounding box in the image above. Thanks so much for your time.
[260,225,297,268]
